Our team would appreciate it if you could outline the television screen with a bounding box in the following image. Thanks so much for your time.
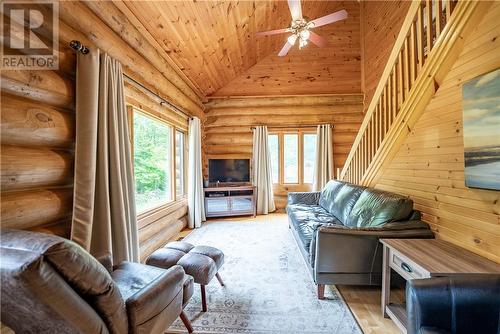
[209,159,250,183]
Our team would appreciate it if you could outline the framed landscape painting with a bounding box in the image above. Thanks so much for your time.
[462,68,500,190]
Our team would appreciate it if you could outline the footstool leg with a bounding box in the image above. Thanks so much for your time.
[215,272,225,287]
[200,285,207,312]
[180,311,193,333]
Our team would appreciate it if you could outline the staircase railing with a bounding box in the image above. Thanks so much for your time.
[340,0,458,184]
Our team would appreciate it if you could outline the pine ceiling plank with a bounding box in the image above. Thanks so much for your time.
[119,0,361,97]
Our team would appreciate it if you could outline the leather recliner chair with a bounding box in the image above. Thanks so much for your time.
[407,276,500,334]
[287,180,434,299]
[0,228,193,334]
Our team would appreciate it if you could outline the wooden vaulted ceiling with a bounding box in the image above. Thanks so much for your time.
[117,1,361,97]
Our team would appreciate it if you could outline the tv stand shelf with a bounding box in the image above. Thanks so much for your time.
[204,185,257,218]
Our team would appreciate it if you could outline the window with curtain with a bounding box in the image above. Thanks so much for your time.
[133,112,172,213]
[303,134,317,184]
[284,134,299,183]
[131,108,187,214]
[268,134,279,184]
[175,130,186,197]
[268,131,317,185]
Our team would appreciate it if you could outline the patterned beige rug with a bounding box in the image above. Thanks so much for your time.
[167,217,362,334]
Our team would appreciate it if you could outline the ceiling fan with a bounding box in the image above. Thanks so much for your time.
[257,0,348,57]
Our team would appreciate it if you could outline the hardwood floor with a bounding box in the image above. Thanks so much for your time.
[337,285,403,334]
[179,213,404,334]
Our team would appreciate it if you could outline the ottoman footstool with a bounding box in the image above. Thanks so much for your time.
[147,241,225,312]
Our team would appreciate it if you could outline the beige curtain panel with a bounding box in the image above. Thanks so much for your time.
[253,126,276,214]
[188,117,205,228]
[71,48,140,264]
[313,124,334,191]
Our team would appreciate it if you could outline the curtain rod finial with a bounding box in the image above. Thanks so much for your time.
[70,40,89,54]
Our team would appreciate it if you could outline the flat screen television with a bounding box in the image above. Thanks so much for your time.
[209,159,250,183]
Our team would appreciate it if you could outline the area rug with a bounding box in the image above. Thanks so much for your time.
[167,217,362,334]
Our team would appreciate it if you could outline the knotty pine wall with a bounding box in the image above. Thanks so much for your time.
[203,95,364,210]
[361,0,411,110]
[374,2,500,263]
[1,3,201,261]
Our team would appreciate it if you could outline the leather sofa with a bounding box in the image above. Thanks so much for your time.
[407,276,500,334]
[287,180,434,298]
[0,228,193,334]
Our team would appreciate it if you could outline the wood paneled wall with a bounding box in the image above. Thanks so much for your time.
[374,2,500,263]
[1,4,200,261]
[203,95,364,210]
[361,1,410,109]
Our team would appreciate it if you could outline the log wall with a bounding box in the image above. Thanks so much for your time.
[374,3,500,263]
[203,95,364,210]
[1,5,200,261]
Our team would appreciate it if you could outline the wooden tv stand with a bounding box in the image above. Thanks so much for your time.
[204,184,257,218]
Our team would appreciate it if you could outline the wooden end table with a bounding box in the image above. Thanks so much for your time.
[380,239,500,333]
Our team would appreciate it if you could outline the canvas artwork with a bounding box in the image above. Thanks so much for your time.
[462,68,500,190]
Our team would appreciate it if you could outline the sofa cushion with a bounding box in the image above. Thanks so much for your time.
[288,204,340,251]
[346,188,414,227]
[319,180,345,213]
[0,229,127,334]
[325,183,365,224]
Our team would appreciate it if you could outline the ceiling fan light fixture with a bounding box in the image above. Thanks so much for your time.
[299,39,307,49]
[299,29,310,40]
[287,34,298,45]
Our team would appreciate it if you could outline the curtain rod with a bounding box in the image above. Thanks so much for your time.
[69,40,193,120]
[251,124,333,130]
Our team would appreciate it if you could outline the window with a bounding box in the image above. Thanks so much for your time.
[284,134,299,183]
[133,112,172,213]
[303,134,317,184]
[175,130,186,197]
[268,131,317,185]
[268,134,279,184]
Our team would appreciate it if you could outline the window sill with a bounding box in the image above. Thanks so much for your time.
[137,198,188,229]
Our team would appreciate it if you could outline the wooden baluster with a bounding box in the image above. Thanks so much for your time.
[410,21,417,84]
[359,134,365,177]
[445,0,452,21]
[391,69,397,122]
[417,3,425,69]
[378,100,383,144]
[370,119,374,161]
[435,0,443,38]
[426,0,433,54]
[403,37,410,95]
[384,83,391,133]
[381,93,386,139]
[378,103,383,146]
[398,54,404,106]
[387,75,393,126]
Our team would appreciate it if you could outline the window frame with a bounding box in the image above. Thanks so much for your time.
[128,105,188,219]
[175,129,187,198]
[268,129,317,186]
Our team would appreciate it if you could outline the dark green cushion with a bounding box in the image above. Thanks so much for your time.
[324,183,365,223]
[319,180,345,213]
[346,188,414,227]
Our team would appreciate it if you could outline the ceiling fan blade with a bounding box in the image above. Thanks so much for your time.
[278,41,293,57]
[256,28,289,37]
[287,0,303,21]
[308,31,328,48]
[310,9,348,28]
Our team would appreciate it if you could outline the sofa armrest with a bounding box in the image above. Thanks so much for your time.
[287,191,321,206]
[116,264,185,328]
[406,276,500,334]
